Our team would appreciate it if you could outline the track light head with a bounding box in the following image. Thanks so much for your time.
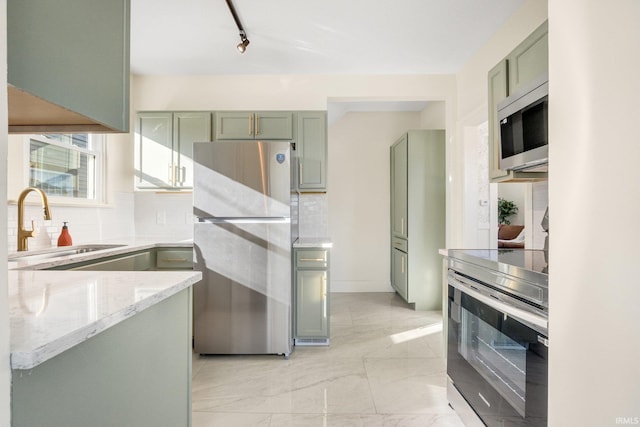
[237,32,250,53]
[225,0,250,54]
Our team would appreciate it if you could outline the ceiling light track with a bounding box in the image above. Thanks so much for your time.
[224,0,250,53]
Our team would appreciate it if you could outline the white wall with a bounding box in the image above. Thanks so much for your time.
[498,184,526,225]
[328,111,427,292]
[527,182,548,250]
[132,74,456,113]
[1,1,11,424]
[462,122,491,249]
[549,1,640,425]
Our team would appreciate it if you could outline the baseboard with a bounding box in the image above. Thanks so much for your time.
[294,338,329,346]
[330,280,394,293]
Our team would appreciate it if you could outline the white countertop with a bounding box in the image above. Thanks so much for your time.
[8,238,193,271]
[293,237,333,248]
[8,241,201,370]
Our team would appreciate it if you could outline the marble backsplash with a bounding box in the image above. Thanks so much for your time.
[8,191,330,252]
[298,193,329,238]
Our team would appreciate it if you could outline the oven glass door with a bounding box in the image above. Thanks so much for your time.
[448,284,547,426]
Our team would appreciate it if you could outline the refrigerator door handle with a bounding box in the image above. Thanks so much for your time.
[197,217,291,224]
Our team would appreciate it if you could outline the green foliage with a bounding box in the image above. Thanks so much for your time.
[498,198,519,225]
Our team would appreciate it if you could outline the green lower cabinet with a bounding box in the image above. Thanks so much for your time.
[391,248,408,301]
[11,288,193,427]
[156,248,194,270]
[293,247,329,345]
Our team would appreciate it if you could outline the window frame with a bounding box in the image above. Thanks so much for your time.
[23,134,107,206]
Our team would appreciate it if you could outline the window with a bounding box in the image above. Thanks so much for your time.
[27,134,105,203]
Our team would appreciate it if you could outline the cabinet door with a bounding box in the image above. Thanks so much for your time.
[135,112,173,189]
[7,0,130,132]
[295,270,328,338]
[297,112,327,191]
[488,61,511,181]
[215,111,293,140]
[173,112,212,188]
[508,21,548,94]
[215,112,255,140]
[391,135,408,238]
[391,248,408,301]
[255,112,293,140]
[156,248,194,270]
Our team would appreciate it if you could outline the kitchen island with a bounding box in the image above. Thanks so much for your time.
[8,243,201,427]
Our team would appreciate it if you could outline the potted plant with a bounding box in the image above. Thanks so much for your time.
[498,198,519,225]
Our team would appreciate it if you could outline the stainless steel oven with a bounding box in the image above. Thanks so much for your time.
[446,257,548,427]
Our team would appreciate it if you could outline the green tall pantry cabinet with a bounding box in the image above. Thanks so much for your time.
[390,130,445,310]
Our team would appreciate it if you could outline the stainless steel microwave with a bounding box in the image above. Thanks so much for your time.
[498,73,548,171]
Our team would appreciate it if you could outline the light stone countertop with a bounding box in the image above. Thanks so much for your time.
[8,240,201,370]
[293,237,333,248]
[8,238,193,271]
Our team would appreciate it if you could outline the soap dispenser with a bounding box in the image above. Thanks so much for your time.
[57,222,73,247]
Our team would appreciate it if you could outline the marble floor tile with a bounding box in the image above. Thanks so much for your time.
[191,292,462,427]
[191,411,271,426]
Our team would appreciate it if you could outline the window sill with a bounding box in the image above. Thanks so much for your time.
[7,198,113,208]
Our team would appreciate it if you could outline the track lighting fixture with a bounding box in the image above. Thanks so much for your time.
[237,31,250,53]
[225,0,250,54]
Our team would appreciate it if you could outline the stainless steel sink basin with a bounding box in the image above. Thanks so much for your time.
[8,244,126,262]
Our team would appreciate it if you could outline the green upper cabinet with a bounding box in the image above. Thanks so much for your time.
[173,112,212,188]
[507,21,549,94]
[215,111,293,140]
[390,135,408,239]
[488,61,511,182]
[296,111,327,191]
[135,112,212,190]
[7,0,130,133]
[488,20,548,183]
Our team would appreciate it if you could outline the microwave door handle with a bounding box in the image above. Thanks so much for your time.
[448,274,548,332]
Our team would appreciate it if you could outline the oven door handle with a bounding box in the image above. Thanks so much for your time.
[448,274,548,333]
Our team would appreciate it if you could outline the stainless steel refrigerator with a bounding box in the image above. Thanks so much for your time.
[192,140,294,357]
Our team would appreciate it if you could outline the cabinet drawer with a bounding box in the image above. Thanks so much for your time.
[295,249,328,268]
[156,249,193,269]
[391,237,408,253]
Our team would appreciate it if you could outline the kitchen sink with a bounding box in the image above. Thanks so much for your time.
[8,244,126,262]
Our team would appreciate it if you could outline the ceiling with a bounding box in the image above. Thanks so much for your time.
[130,0,525,76]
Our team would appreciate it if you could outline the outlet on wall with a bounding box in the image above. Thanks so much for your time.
[156,211,166,225]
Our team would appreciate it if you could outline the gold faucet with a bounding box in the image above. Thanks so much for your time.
[17,187,52,251]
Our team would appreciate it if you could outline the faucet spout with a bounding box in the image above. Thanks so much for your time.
[17,187,52,252]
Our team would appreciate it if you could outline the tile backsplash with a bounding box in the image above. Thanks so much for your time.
[7,192,135,252]
[134,192,194,240]
[298,193,329,237]
[7,191,330,251]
